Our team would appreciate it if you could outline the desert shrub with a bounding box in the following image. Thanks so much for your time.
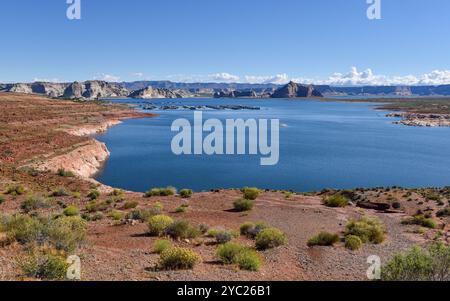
[153,239,172,254]
[2,214,44,244]
[21,196,51,213]
[420,190,441,202]
[215,230,238,244]
[436,208,450,217]
[148,202,164,216]
[72,192,81,199]
[345,217,386,244]
[6,185,26,196]
[199,224,209,234]
[180,189,193,199]
[345,235,363,251]
[255,228,287,250]
[242,187,260,200]
[323,194,350,208]
[17,249,68,280]
[127,208,152,222]
[235,249,262,271]
[110,189,125,198]
[63,206,80,217]
[217,242,246,264]
[233,198,254,212]
[207,229,220,238]
[87,189,100,200]
[46,216,87,252]
[401,215,437,229]
[57,168,75,178]
[148,215,174,236]
[0,195,5,204]
[307,232,340,247]
[85,200,109,213]
[240,222,269,239]
[159,247,201,270]
[392,201,402,210]
[145,187,176,197]
[50,188,70,197]
[91,212,104,221]
[123,201,138,210]
[165,220,201,239]
[108,210,124,221]
[175,204,189,213]
[381,243,450,281]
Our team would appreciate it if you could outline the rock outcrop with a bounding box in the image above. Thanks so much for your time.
[214,90,258,98]
[63,81,128,100]
[128,86,190,99]
[2,81,128,100]
[271,81,323,98]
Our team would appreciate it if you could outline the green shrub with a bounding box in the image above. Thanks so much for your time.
[345,235,363,251]
[382,243,450,281]
[145,187,176,197]
[149,202,164,216]
[91,212,104,221]
[233,198,254,212]
[108,210,124,221]
[345,217,386,244]
[57,168,75,178]
[153,239,172,254]
[307,232,340,247]
[21,196,50,213]
[50,188,70,197]
[180,189,193,199]
[127,208,153,222]
[123,201,138,210]
[72,192,81,199]
[255,228,287,250]
[87,189,100,200]
[217,242,246,264]
[436,208,450,217]
[46,216,87,252]
[242,187,260,200]
[0,194,5,204]
[110,189,125,198]
[148,215,174,236]
[165,220,201,239]
[3,214,44,244]
[235,249,262,271]
[159,247,201,270]
[216,243,262,271]
[240,222,268,239]
[323,194,350,208]
[63,206,80,217]
[6,185,26,196]
[18,250,69,280]
[215,230,238,244]
[401,215,437,229]
[392,202,402,210]
[85,200,109,213]
[175,204,189,213]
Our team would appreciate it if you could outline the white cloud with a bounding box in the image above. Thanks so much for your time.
[208,72,240,82]
[244,74,290,85]
[418,70,450,85]
[293,67,450,86]
[93,73,120,82]
[131,72,144,78]
[33,78,61,83]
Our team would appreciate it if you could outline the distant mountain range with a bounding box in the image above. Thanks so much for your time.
[1,80,450,100]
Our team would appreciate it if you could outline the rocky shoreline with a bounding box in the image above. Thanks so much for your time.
[386,112,450,127]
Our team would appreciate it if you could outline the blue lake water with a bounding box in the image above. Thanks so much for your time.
[95,98,450,192]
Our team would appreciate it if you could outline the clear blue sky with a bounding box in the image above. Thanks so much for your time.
[1,0,449,84]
